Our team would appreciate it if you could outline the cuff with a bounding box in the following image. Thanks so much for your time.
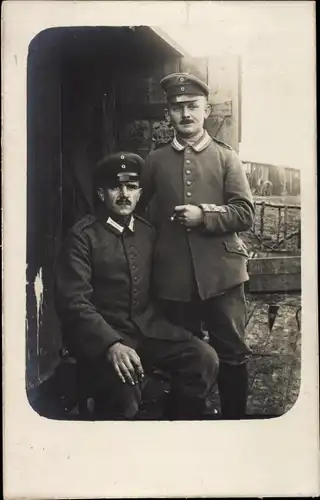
[199,203,227,214]
[107,338,124,351]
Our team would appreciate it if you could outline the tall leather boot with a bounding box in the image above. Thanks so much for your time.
[218,363,249,420]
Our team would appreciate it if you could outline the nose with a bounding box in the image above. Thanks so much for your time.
[119,185,128,196]
[181,105,190,118]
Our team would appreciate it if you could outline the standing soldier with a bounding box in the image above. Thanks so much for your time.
[140,73,255,419]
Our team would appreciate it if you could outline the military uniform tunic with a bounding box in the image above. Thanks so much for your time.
[141,130,255,301]
[54,211,193,363]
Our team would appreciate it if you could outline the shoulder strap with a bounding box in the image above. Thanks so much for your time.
[72,214,97,234]
[212,136,233,150]
[134,214,154,229]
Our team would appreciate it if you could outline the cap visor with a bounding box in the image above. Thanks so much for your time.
[169,94,204,103]
[117,172,139,182]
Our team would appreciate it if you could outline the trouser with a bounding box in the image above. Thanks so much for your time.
[161,284,252,419]
[77,335,219,420]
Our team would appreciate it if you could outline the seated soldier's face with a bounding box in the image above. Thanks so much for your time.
[102,181,142,216]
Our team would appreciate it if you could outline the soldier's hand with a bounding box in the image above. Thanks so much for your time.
[106,342,144,385]
[174,205,204,227]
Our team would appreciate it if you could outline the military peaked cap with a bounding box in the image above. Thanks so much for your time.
[95,152,144,186]
[160,73,210,102]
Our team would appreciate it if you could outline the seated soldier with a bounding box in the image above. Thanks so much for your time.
[54,152,219,420]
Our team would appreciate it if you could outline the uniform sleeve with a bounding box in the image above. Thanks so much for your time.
[136,152,155,218]
[54,229,123,361]
[200,150,255,235]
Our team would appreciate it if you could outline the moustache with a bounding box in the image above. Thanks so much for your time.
[116,198,131,206]
[180,119,194,125]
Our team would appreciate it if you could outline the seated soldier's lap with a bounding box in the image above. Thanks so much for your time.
[77,335,219,419]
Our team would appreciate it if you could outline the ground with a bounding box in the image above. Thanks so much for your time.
[203,291,301,418]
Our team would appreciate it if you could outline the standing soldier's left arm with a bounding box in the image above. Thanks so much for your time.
[200,150,255,234]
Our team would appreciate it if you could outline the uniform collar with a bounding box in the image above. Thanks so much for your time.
[171,130,212,153]
[106,215,135,235]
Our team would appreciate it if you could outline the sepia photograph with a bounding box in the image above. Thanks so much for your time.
[3,1,318,498]
[26,24,301,422]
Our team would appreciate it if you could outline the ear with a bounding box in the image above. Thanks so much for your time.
[136,188,142,201]
[164,108,171,122]
[204,102,212,119]
[97,188,104,201]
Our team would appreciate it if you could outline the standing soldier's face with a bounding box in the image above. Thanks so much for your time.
[166,95,211,139]
[98,181,142,216]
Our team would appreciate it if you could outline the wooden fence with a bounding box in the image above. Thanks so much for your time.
[251,200,301,253]
[247,200,301,293]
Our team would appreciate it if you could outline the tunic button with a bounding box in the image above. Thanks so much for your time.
[186,147,191,153]
[186,160,190,164]
[185,169,191,175]
[186,192,192,197]
[132,265,137,270]
[133,277,138,282]
[186,180,191,186]
[133,289,138,295]
[186,228,191,232]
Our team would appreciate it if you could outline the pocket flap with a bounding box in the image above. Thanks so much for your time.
[224,241,249,257]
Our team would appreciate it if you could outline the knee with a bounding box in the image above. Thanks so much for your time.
[202,343,220,381]
[192,339,219,385]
